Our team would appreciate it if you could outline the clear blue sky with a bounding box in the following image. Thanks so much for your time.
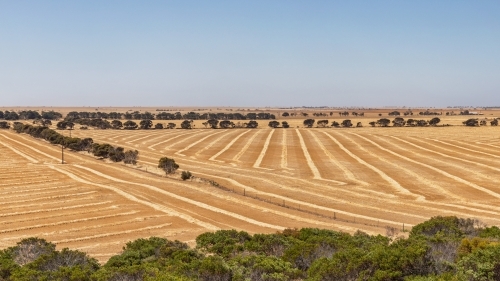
[1,1,499,107]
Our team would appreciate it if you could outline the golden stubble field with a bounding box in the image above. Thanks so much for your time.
[1,107,500,263]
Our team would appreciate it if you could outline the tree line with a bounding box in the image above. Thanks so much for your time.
[0,110,62,121]
[56,119,263,130]
[11,123,138,164]
[65,111,276,121]
[0,216,499,280]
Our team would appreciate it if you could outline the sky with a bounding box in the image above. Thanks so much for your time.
[0,1,499,107]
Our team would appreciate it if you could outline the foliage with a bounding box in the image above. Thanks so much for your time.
[3,111,20,120]
[181,120,193,129]
[158,157,179,174]
[303,119,315,128]
[220,120,235,128]
[463,119,479,126]
[139,119,153,129]
[111,120,123,129]
[429,117,441,126]
[181,171,192,181]
[341,119,353,127]
[376,118,391,127]
[268,121,280,128]
[56,121,75,130]
[124,150,139,165]
[2,216,500,280]
[393,117,406,127]
[124,120,138,130]
[317,120,328,127]
[245,120,258,128]
[206,119,219,129]
[0,121,10,129]
[281,121,289,128]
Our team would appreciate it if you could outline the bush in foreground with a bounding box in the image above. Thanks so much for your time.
[1,216,500,280]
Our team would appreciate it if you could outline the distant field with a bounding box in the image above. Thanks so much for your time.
[2,123,500,262]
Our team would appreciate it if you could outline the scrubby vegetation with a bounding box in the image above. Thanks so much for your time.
[1,216,500,280]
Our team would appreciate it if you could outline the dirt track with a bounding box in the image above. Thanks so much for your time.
[1,125,500,262]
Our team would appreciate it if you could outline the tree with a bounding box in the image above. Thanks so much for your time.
[356,122,362,127]
[491,119,499,126]
[158,157,179,174]
[341,120,353,127]
[167,123,176,129]
[331,121,340,127]
[407,119,417,126]
[124,150,139,165]
[111,120,123,129]
[123,120,138,130]
[376,118,391,127]
[41,110,62,120]
[91,143,124,160]
[303,119,315,128]
[282,112,289,117]
[4,111,19,120]
[10,238,56,266]
[245,120,258,128]
[463,119,479,126]
[220,120,235,129]
[0,111,4,119]
[392,117,406,127]
[429,117,441,126]
[207,119,219,129]
[317,120,328,127]
[56,121,74,130]
[281,121,290,128]
[139,119,153,129]
[181,120,193,129]
[388,111,400,116]
[109,147,125,162]
[0,121,10,129]
[268,121,280,128]
[154,123,164,129]
[33,119,52,127]
[181,171,192,181]
[369,121,376,127]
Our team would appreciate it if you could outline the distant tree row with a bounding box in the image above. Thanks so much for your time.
[368,117,442,127]
[299,119,362,128]
[64,111,276,122]
[268,121,290,128]
[12,123,138,164]
[0,110,62,121]
[463,118,499,126]
[282,111,365,117]
[201,120,259,129]
[64,119,263,130]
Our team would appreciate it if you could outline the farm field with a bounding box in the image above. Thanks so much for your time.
[1,125,500,263]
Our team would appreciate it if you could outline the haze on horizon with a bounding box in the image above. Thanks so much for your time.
[1,1,499,108]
